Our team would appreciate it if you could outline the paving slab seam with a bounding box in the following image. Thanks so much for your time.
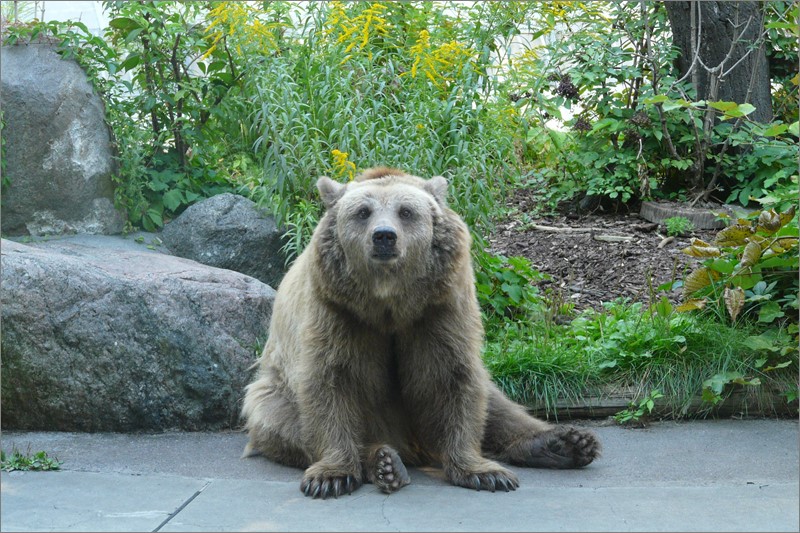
[152,480,211,532]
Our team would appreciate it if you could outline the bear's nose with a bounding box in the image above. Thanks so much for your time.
[372,226,397,248]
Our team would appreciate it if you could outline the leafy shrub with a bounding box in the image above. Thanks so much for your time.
[677,205,798,328]
[475,253,547,322]
[507,2,798,209]
[664,216,695,237]
[243,2,522,256]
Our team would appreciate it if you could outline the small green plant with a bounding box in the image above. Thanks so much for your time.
[474,253,548,322]
[663,216,695,237]
[614,389,664,426]
[700,372,761,406]
[1,448,62,472]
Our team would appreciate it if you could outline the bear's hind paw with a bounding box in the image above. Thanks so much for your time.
[526,426,601,469]
[448,463,519,492]
[366,446,411,494]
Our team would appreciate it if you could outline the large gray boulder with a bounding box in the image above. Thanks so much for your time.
[161,193,287,288]
[0,236,275,432]
[0,44,125,236]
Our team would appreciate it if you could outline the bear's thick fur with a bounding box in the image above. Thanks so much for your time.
[242,167,600,498]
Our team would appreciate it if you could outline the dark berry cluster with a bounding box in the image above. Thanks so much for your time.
[509,90,532,102]
[555,74,579,100]
[572,116,591,132]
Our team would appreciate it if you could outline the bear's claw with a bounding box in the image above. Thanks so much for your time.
[301,473,361,499]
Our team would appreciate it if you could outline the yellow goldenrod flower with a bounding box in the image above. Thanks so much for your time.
[202,2,281,61]
[331,149,356,181]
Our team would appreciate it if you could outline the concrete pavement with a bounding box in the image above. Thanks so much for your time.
[1,418,798,532]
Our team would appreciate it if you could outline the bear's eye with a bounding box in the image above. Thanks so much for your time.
[357,207,371,220]
[399,207,413,219]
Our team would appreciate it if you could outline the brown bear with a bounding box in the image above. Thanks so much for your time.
[241,167,600,499]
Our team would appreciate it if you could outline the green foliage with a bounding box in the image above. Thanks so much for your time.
[475,253,548,322]
[2,2,797,419]
[664,216,695,237]
[701,372,761,406]
[486,296,797,417]
[509,1,798,208]
[677,205,798,328]
[614,389,664,426]
[245,2,522,257]
[277,197,321,266]
[1,448,62,472]
[2,2,256,230]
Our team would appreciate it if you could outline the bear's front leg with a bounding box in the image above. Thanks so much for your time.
[396,309,519,492]
[297,349,370,499]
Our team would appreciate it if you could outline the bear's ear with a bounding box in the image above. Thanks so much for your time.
[317,176,346,208]
[425,175,449,206]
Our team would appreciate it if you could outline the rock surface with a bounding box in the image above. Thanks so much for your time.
[161,194,287,288]
[638,200,741,230]
[0,44,125,236]
[0,236,275,431]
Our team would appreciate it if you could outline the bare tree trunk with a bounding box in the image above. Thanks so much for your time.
[665,1,772,123]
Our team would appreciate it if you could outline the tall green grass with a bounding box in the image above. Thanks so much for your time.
[484,299,798,419]
[239,3,520,260]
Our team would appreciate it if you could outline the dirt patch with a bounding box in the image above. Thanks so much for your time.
[488,189,720,312]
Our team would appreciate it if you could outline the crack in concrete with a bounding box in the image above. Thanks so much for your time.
[151,480,211,532]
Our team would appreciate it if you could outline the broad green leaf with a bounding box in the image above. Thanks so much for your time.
[708,101,738,112]
[119,53,141,71]
[789,121,799,136]
[702,388,722,405]
[758,301,785,323]
[703,372,742,395]
[644,95,669,104]
[109,17,141,30]
[708,258,736,275]
[162,189,184,212]
[759,255,798,269]
[729,272,761,291]
[742,334,778,352]
[734,103,756,116]
[763,123,788,137]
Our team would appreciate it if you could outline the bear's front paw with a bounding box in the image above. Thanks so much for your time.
[300,466,362,499]
[447,462,519,492]
[366,446,411,494]
[526,426,601,469]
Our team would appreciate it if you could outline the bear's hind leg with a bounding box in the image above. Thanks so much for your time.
[363,445,411,494]
[242,376,310,468]
[483,384,601,469]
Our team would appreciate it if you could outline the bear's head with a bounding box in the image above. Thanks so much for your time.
[315,168,451,285]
